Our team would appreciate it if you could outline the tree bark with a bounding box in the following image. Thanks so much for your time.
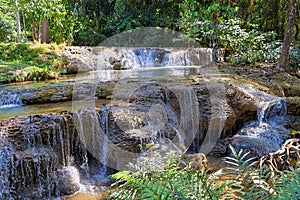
[41,20,49,43]
[32,21,39,41]
[14,0,21,42]
[22,11,27,41]
[277,0,296,71]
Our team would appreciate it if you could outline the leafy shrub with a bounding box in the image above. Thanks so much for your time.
[178,0,282,65]
[0,13,16,42]
[217,19,282,64]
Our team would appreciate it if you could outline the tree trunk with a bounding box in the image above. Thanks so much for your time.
[41,20,49,43]
[277,0,296,71]
[22,11,27,41]
[14,0,21,42]
[273,0,280,34]
[32,21,39,41]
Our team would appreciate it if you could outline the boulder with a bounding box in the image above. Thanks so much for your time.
[57,166,81,196]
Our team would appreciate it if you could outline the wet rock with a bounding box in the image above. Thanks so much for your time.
[111,108,147,131]
[57,166,81,196]
[284,114,300,130]
[18,85,73,104]
[96,82,115,99]
[270,85,285,97]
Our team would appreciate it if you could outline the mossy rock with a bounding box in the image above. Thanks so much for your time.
[287,97,300,115]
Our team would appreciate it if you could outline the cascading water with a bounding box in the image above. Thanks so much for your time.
[172,87,199,149]
[94,47,213,70]
[73,107,110,194]
[0,90,22,109]
[0,114,82,199]
[231,85,289,158]
[0,133,14,199]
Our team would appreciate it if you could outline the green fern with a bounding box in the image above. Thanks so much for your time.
[110,152,226,200]
[225,145,257,199]
[275,166,300,200]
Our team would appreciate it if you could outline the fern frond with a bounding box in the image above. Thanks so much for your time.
[275,167,300,200]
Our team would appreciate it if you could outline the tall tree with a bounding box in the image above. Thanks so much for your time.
[277,0,297,71]
[14,0,21,42]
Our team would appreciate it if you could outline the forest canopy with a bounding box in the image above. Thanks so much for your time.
[0,0,299,67]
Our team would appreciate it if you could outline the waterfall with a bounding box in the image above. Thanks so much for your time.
[0,91,22,109]
[236,84,287,123]
[172,87,199,150]
[93,48,213,70]
[166,49,212,66]
[132,49,168,67]
[73,107,110,192]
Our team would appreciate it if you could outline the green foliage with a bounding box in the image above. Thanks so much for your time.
[217,19,282,64]
[225,145,274,199]
[0,0,16,42]
[178,0,283,65]
[178,0,238,46]
[225,145,300,200]
[70,0,181,45]
[275,167,300,200]
[289,46,300,71]
[20,0,76,44]
[110,146,300,200]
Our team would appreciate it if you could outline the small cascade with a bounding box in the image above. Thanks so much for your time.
[172,88,199,150]
[0,114,80,199]
[0,91,22,109]
[231,85,289,158]
[99,107,109,177]
[132,49,167,67]
[164,48,213,66]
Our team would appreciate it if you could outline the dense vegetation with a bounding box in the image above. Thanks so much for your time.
[0,0,298,77]
[0,0,299,67]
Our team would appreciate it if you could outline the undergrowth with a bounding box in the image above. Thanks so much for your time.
[110,147,300,200]
[0,42,67,83]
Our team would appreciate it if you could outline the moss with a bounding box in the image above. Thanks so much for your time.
[287,97,300,115]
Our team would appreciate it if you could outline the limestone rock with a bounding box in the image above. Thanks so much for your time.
[62,46,95,73]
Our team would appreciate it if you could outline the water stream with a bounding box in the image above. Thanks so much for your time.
[0,47,292,199]
[231,85,289,158]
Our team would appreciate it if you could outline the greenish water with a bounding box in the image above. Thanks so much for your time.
[0,99,117,120]
[0,66,204,120]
